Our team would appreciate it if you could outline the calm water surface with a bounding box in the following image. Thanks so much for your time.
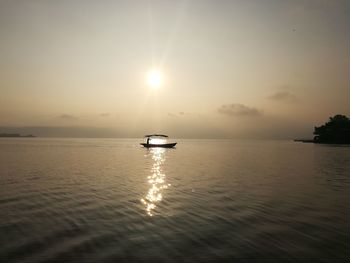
[0,138,350,262]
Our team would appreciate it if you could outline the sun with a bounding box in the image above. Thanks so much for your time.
[147,69,163,89]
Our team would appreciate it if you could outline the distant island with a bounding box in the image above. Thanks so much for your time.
[295,114,350,144]
[0,133,36,138]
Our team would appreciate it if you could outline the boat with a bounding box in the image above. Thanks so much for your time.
[140,134,177,148]
[140,142,177,148]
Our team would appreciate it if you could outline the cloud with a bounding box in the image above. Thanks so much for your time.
[58,114,78,120]
[168,113,178,118]
[218,103,263,117]
[168,112,197,118]
[268,91,297,102]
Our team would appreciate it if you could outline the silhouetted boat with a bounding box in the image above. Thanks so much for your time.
[141,134,177,148]
[140,142,177,148]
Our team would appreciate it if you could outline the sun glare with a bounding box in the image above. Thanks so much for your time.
[150,138,166,144]
[147,69,163,89]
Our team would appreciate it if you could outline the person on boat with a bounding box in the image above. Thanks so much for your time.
[146,137,150,145]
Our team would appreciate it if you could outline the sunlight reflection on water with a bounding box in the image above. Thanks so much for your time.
[141,148,171,216]
[1,139,350,261]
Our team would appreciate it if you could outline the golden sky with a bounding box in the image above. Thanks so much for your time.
[1,0,349,138]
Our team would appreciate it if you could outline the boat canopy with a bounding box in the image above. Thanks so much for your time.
[144,134,168,138]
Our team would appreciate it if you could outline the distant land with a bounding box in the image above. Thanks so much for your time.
[0,133,36,138]
[295,114,350,144]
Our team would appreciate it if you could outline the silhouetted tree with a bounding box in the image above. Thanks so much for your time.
[314,114,350,144]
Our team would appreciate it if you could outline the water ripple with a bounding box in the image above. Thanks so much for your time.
[1,139,350,262]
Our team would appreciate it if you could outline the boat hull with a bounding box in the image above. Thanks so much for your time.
[140,143,177,148]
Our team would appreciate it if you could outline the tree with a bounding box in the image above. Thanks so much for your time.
[314,114,350,144]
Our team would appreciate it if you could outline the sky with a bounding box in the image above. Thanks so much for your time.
[0,0,349,138]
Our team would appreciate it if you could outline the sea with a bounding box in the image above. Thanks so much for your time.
[0,138,350,262]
